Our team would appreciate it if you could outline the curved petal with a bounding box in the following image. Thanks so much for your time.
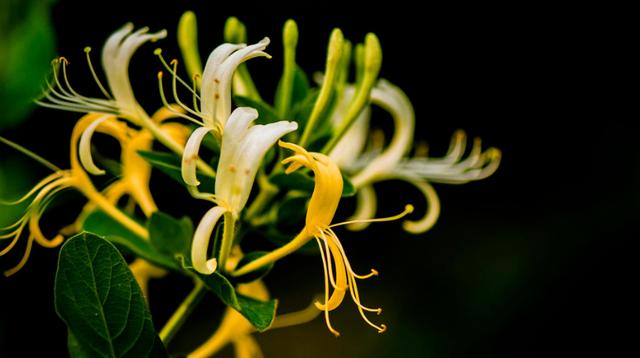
[192,206,227,274]
[201,43,245,127]
[182,127,214,186]
[396,176,441,234]
[216,107,297,212]
[79,115,111,175]
[351,80,415,187]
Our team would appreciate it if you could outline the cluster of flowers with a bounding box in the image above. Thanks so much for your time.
[0,12,499,356]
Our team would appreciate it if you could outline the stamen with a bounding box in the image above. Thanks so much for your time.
[0,172,64,206]
[155,49,201,100]
[314,237,341,337]
[170,59,205,118]
[84,47,112,99]
[3,234,35,277]
[330,204,414,228]
[0,136,62,172]
[157,71,203,125]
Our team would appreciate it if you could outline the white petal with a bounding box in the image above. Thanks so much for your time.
[213,38,270,128]
[395,176,441,234]
[201,43,245,127]
[351,80,415,187]
[192,206,227,274]
[216,107,297,212]
[346,185,377,231]
[102,24,166,117]
[182,126,214,186]
[79,115,111,175]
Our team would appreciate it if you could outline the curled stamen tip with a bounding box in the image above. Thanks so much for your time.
[331,330,341,338]
[157,71,164,79]
[376,308,383,315]
[378,324,387,333]
[59,57,69,64]
[405,204,415,214]
[170,59,178,66]
[454,129,466,138]
[84,46,91,53]
[371,269,379,276]
[154,48,163,55]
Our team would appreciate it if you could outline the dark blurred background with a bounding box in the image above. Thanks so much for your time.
[0,0,635,357]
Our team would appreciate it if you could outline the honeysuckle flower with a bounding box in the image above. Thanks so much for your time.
[0,113,149,276]
[158,37,271,137]
[37,23,166,119]
[189,107,297,274]
[233,141,413,336]
[330,79,501,233]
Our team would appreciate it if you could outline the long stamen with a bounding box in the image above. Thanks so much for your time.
[319,230,340,289]
[157,72,204,125]
[84,47,112,99]
[3,234,35,277]
[0,172,64,206]
[155,49,201,99]
[0,136,62,172]
[330,204,414,228]
[315,237,341,337]
[170,59,205,118]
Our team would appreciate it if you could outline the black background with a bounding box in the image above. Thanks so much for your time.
[0,1,635,357]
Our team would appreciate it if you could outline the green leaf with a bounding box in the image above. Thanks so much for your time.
[197,272,277,331]
[233,95,280,124]
[269,171,357,197]
[276,195,308,226]
[269,171,315,192]
[148,212,193,259]
[232,251,275,284]
[82,210,180,271]
[54,233,168,358]
[137,150,215,193]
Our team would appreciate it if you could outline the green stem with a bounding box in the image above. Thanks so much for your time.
[217,211,236,271]
[159,281,206,344]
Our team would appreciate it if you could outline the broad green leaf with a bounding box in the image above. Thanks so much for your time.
[198,272,277,331]
[148,212,193,259]
[82,210,180,271]
[54,233,168,358]
[232,251,275,284]
[137,150,215,193]
[233,95,280,124]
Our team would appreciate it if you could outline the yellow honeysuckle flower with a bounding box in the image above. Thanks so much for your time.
[233,141,413,336]
[330,79,501,233]
[188,108,297,274]
[1,113,148,276]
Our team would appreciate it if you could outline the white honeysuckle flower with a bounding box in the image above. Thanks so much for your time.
[37,23,167,176]
[201,38,270,131]
[189,107,297,274]
[37,23,166,120]
[160,38,271,136]
[330,79,501,233]
[101,24,168,118]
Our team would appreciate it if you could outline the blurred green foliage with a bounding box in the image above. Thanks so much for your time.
[0,0,56,129]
